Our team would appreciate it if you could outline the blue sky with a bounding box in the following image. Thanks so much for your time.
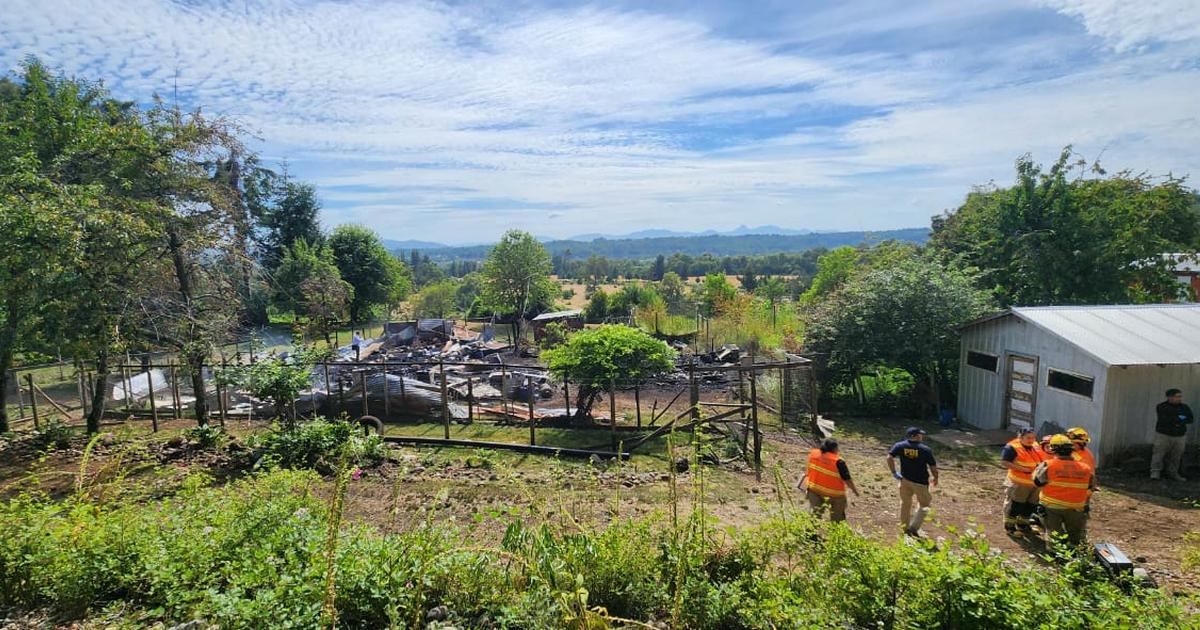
[3,0,1199,244]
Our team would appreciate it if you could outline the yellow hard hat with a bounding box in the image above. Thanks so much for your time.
[1066,427,1090,444]
[1049,434,1073,448]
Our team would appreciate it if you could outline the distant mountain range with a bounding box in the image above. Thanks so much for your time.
[381,239,450,251]
[411,228,930,261]
[564,225,816,241]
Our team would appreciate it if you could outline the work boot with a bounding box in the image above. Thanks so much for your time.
[1168,473,1188,482]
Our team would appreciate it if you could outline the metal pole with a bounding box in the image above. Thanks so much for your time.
[147,367,159,432]
[440,360,450,440]
[26,373,39,430]
[527,376,536,446]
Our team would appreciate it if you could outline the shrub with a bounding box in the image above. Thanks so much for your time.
[183,425,224,449]
[249,418,385,470]
[32,420,74,451]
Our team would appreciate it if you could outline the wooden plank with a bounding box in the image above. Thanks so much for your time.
[381,435,627,460]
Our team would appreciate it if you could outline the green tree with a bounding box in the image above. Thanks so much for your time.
[412,279,460,318]
[582,255,611,292]
[249,169,323,272]
[755,276,788,328]
[328,225,411,323]
[543,324,676,423]
[480,230,556,341]
[273,241,352,344]
[608,283,665,317]
[931,148,1200,305]
[800,246,861,305]
[698,273,736,316]
[651,254,666,281]
[804,251,993,413]
[584,289,610,323]
[657,271,688,313]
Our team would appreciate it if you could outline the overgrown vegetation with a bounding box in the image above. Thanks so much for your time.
[247,417,387,470]
[0,470,1189,628]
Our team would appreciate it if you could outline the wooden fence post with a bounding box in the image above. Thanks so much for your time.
[634,384,641,428]
[564,376,571,418]
[76,367,88,418]
[122,366,133,414]
[750,366,761,482]
[323,362,333,417]
[360,371,369,417]
[466,377,474,423]
[440,360,450,440]
[26,373,39,430]
[15,370,25,420]
[527,376,536,446]
[171,363,182,419]
[609,378,617,453]
[383,365,391,417]
[688,361,699,423]
[146,367,159,432]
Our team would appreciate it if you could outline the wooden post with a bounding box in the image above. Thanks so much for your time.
[563,376,571,418]
[609,378,617,453]
[171,363,182,419]
[383,365,391,417]
[398,368,406,407]
[466,377,474,423]
[146,367,159,432]
[26,373,39,430]
[216,359,226,427]
[634,384,641,428]
[499,362,508,416]
[122,366,133,413]
[76,368,88,418]
[360,371,369,417]
[527,376,536,446]
[323,362,333,417]
[338,378,346,417]
[440,360,450,440]
[15,370,25,420]
[248,337,255,364]
[688,360,699,422]
[750,366,761,482]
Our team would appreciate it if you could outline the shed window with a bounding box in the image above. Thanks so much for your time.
[966,351,998,373]
[1047,368,1094,399]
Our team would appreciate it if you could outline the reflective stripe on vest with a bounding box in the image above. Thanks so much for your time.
[1041,458,1092,511]
[1072,447,1095,471]
[806,449,846,498]
[1005,439,1044,487]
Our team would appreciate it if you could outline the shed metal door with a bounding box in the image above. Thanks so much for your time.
[1004,354,1038,429]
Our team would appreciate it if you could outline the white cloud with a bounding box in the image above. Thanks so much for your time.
[2,0,1198,241]
[1040,0,1200,51]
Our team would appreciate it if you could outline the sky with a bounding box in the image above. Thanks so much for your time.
[3,0,1199,244]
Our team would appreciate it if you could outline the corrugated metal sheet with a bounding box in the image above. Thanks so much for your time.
[1006,305,1200,366]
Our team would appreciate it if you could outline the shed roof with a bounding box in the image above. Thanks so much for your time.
[531,309,582,321]
[965,304,1200,366]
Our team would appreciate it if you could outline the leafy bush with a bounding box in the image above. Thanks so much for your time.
[0,472,1190,628]
[249,418,385,470]
[183,425,224,449]
[32,420,73,451]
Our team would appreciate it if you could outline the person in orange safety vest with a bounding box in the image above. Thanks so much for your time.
[1034,435,1096,547]
[799,439,860,522]
[1000,427,1045,535]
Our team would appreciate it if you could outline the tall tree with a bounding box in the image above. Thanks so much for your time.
[651,254,666,281]
[480,230,556,342]
[800,246,861,306]
[805,251,993,412]
[412,279,460,318]
[328,225,411,323]
[932,149,1200,305]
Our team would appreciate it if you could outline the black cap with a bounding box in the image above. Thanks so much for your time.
[1167,388,1181,397]
[906,426,926,437]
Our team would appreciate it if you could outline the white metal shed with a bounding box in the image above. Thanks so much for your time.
[956,304,1200,468]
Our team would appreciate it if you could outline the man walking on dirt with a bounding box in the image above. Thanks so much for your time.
[1152,388,1193,481]
[799,439,860,522]
[1001,427,1044,535]
[888,427,938,537]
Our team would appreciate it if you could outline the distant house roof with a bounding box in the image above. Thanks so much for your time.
[961,304,1200,366]
[531,309,582,322]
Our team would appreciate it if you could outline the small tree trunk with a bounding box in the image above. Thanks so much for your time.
[189,354,209,426]
[572,382,600,425]
[0,347,12,434]
[86,348,110,433]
